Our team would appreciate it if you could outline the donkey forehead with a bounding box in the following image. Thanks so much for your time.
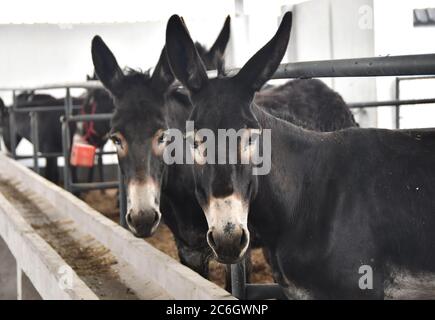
[112,112,165,138]
[190,78,256,126]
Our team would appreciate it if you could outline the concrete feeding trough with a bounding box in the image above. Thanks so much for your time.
[0,153,235,300]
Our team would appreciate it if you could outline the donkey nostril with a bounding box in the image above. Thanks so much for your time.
[153,210,159,225]
[126,212,133,225]
[240,228,248,248]
[207,230,217,248]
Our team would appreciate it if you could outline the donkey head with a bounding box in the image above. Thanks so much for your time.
[92,37,173,237]
[166,12,292,263]
[91,17,231,238]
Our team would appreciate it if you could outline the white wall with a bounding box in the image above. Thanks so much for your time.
[374,0,435,129]
[292,0,377,127]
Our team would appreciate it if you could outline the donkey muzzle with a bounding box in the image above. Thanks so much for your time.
[126,208,161,238]
[207,224,250,264]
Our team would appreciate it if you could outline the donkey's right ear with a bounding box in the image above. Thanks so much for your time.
[165,15,208,92]
[91,36,124,95]
[235,12,292,92]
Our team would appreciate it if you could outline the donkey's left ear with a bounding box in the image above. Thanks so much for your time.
[235,12,292,92]
[91,36,124,96]
[151,47,175,94]
[207,15,231,73]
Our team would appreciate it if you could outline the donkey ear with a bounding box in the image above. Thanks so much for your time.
[150,47,175,94]
[91,35,124,95]
[207,15,231,73]
[165,15,208,92]
[235,12,292,92]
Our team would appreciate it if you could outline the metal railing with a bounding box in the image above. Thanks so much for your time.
[0,82,128,228]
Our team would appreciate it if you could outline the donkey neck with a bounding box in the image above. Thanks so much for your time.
[165,86,193,130]
[250,102,328,247]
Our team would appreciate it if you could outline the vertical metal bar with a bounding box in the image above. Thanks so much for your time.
[61,117,70,190]
[62,88,73,191]
[29,112,40,174]
[9,90,17,158]
[231,259,246,299]
[395,77,401,129]
[118,167,127,228]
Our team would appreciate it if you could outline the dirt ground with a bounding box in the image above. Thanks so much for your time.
[81,189,274,288]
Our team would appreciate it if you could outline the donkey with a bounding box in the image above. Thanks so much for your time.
[166,12,435,299]
[0,92,75,182]
[91,16,232,279]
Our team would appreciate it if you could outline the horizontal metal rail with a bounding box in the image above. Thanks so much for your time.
[67,113,113,122]
[1,53,434,94]
[0,80,102,91]
[70,181,119,192]
[348,98,435,109]
[13,150,117,161]
[269,54,435,79]
[9,105,82,113]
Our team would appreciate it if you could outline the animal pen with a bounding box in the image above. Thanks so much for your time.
[1,52,435,300]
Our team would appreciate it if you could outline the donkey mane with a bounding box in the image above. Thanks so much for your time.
[122,67,153,85]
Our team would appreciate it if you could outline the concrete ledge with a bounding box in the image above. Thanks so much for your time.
[0,191,98,300]
[0,153,234,300]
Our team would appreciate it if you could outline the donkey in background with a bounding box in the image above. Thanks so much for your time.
[0,92,81,183]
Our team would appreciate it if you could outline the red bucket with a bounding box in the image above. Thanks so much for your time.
[70,142,96,167]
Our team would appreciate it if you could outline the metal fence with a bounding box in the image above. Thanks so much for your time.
[1,53,435,300]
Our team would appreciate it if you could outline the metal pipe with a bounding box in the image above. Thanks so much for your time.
[395,78,401,129]
[348,98,435,109]
[231,260,246,299]
[62,88,73,191]
[9,90,17,158]
[0,80,103,91]
[70,181,119,192]
[118,168,127,228]
[11,105,82,113]
[0,53,434,94]
[29,112,40,174]
[67,113,113,122]
[61,117,70,190]
[268,54,435,79]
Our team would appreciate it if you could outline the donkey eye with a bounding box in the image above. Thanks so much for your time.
[158,133,167,144]
[110,135,122,147]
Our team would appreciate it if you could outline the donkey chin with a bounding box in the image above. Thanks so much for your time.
[205,195,251,264]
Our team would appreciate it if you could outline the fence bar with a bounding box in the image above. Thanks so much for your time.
[348,97,435,109]
[11,105,82,113]
[395,78,401,129]
[245,284,287,300]
[67,113,113,122]
[29,112,40,174]
[118,168,127,228]
[269,54,435,79]
[70,181,119,192]
[231,261,246,299]
[9,90,17,158]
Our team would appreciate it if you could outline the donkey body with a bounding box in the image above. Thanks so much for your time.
[165,12,435,299]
